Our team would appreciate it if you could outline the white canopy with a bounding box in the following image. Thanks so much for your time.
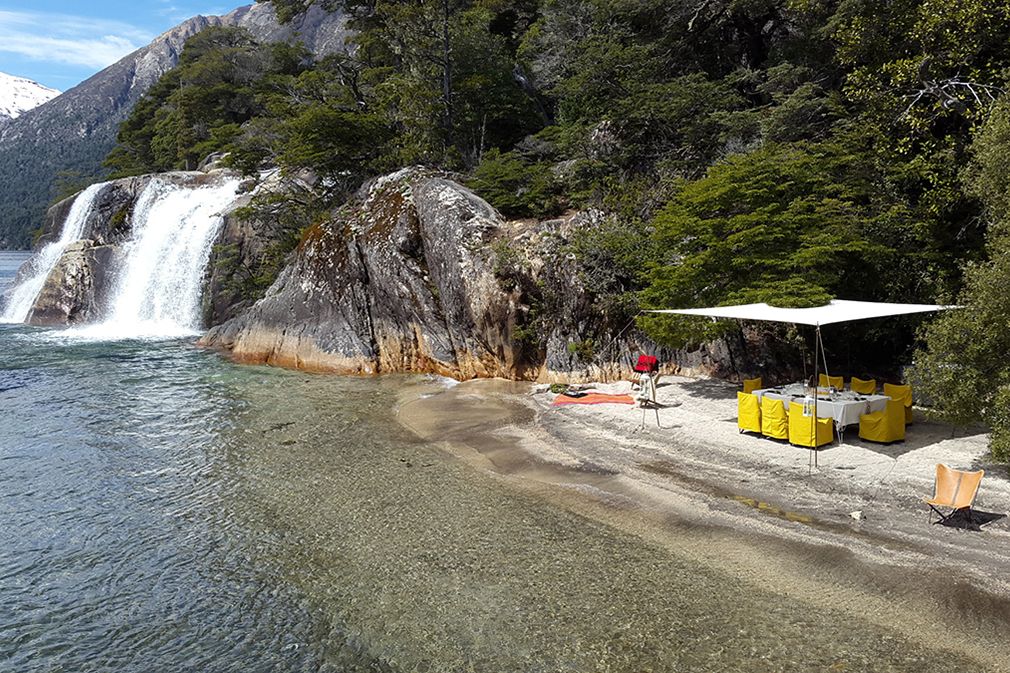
[646,299,956,327]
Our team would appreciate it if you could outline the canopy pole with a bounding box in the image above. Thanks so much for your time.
[820,327,831,381]
[811,326,820,472]
[808,325,816,470]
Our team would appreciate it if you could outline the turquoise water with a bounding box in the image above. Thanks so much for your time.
[0,251,993,672]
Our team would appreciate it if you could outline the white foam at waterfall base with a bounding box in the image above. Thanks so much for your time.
[0,183,105,324]
[69,177,242,341]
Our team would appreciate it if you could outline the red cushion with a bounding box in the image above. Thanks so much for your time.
[634,355,659,372]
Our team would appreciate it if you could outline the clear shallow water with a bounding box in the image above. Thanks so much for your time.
[0,254,990,672]
[0,250,31,289]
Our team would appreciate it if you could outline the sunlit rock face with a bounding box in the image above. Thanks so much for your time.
[28,241,120,326]
[201,168,526,378]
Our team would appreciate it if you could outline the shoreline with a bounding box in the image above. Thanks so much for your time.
[396,375,1010,672]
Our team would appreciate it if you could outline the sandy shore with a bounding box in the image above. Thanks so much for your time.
[397,374,1010,672]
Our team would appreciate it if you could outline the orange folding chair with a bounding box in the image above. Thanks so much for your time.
[925,464,984,528]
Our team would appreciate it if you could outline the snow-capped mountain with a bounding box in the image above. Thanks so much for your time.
[0,72,60,121]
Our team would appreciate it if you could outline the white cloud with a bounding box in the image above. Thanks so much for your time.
[155,1,228,25]
[0,10,153,70]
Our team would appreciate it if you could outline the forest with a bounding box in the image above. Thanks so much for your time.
[103,0,1010,458]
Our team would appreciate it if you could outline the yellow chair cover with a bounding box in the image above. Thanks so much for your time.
[858,399,906,443]
[818,374,844,390]
[788,402,834,448]
[737,392,762,434]
[742,377,763,394]
[760,396,788,440]
[883,383,913,424]
[850,377,876,395]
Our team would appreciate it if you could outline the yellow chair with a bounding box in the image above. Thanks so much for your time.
[788,402,834,448]
[926,464,984,527]
[760,396,788,440]
[742,377,763,394]
[858,399,906,443]
[737,392,762,434]
[883,383,913,424]
[850,377,876,395]
[818,374,844,390]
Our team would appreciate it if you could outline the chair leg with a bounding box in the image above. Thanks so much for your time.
[928,504,950,525]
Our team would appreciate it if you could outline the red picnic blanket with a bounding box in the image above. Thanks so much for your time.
[552,393,636,406]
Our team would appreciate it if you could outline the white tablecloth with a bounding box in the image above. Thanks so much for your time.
[751,388,889,429]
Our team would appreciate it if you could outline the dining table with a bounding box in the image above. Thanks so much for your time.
[750,383,890,430]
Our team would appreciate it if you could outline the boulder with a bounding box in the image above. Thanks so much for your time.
[28,240,119,325]
[202,167,525,377]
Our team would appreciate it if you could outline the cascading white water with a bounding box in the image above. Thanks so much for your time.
[83,177,242,339]
[0,183,104,324]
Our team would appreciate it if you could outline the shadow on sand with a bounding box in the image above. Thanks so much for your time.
[678,378,738,401]
[828,422,989,459]
[935,509,1006,532]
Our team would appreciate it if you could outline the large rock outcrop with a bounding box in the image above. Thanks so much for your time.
[27,241,121,326]
[201,168,526,378]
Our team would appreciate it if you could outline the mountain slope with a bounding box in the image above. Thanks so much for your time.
[0,73,59,121]
[0,3,349,249]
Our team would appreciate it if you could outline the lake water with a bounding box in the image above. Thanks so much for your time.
[0,250,30,287]
[0,250,991,672]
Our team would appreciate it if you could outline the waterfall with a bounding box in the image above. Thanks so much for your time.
[0,183,104,324]
[84,177,242,339]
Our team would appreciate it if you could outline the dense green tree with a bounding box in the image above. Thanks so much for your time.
[915,98,1010,460]
[105,28,302,176]
[638,138,892,346]
[467,147,562,218]
[914,232,1010,460]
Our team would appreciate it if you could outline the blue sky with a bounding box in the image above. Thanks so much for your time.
[0,1,241,91]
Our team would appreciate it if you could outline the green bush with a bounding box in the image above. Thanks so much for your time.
[567,339,595,363]
[468,149,565,219]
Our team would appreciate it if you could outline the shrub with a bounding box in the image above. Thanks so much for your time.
[468,149,565,219]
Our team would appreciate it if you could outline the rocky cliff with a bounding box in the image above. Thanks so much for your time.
[201,168,524,377]
[0,3,351,249]
[200,168,741,381]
